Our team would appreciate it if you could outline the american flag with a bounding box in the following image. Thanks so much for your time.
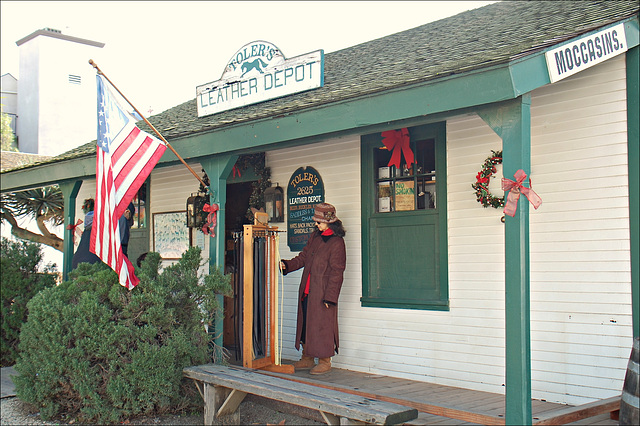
[90,75,166,289]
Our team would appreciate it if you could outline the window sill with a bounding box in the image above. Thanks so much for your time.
[360,297,449,311]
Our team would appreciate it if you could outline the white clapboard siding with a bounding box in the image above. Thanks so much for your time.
[267,135,362,362]
[528,55,632,405]
[149,162,208,268]
[446,54,632,405]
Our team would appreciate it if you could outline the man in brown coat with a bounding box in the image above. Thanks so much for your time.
[281,203,346,374]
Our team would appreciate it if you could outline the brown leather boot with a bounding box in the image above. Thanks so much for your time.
[310,357,331,375]
[293,355,315,370]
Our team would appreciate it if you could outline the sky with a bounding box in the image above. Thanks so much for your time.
[1,1,496,115]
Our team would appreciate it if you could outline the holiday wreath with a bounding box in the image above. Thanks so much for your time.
[471,150,505,208]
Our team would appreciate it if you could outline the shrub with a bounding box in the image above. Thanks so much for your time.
[1,237,57,367]
[14,247,231,423]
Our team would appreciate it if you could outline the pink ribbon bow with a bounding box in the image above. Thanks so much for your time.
[202,203,219,237]
[66,219,83,244]
[381,128,415,170]
[501,169,542,217]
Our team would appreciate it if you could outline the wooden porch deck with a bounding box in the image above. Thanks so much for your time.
[256,361,619,425]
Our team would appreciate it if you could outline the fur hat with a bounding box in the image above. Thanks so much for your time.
[313,203,339,223]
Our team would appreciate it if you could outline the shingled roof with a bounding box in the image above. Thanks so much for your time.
[3,0,638,174]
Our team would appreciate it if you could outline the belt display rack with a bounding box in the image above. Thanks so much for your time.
[240,223,293,373]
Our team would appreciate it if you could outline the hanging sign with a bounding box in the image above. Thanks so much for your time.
[196,41,324,117]
[287,166,324,252]
[545,23,627,83]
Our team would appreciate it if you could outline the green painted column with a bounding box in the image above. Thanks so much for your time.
[200,154,239,355]
[626,46,639,339]
[59,180,83,281]
[478,94,533,425]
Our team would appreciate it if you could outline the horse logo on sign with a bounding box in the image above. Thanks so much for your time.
[241,58,269,77]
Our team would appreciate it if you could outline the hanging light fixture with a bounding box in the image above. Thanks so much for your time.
[264,183,284,222]
[186,192,208,228]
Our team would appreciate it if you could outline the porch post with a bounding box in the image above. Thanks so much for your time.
[200,155,239,353]
[477,94,533,425]
[59,180,83,281]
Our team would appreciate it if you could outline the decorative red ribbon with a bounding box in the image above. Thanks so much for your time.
[381,128,415,169]
[501,169,542,217]
[66,219,83,244]
[202,203,219,237]
[232,165,242,178]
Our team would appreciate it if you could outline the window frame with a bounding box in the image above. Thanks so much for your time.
[360,122,449,311]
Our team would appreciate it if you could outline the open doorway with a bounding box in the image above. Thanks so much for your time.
[223,181,254,360]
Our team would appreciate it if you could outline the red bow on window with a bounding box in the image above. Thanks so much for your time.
[66,219,83,245]
[381,128,415,170]
[202,203,219,237]
[501,169,542,217]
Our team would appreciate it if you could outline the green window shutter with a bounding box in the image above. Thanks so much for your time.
[360,122,448,311]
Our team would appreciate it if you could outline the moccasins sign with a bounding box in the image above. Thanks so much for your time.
[196,41,324,117]
[545,23,627,83]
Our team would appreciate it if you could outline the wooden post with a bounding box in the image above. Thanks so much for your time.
[477,95,533,425]
[243,225,254,368]
[60,180,83,281]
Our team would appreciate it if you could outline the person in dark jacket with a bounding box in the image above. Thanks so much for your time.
[280,203,346,375]
[71,199,101,270]
[119,202,135,257]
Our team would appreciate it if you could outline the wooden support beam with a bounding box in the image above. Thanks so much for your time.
[533,395,620,425]
[320,411,340,425]
[217,389,247,417]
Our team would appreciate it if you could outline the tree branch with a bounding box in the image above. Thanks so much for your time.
[36,214,60,240]
[1,211,64,252]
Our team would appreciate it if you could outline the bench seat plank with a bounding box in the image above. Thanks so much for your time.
[184,364,417,425]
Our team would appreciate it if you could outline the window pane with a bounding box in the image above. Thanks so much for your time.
[373,137,436,212]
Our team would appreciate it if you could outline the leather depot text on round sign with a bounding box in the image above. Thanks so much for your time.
[287,166,324,252]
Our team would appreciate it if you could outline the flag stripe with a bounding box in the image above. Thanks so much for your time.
[90,74,166,290]
[117,143,165,208]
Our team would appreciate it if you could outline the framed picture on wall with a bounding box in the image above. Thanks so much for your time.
[153,211,189,259]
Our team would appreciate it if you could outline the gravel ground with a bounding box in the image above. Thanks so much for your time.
[1,395,324,425]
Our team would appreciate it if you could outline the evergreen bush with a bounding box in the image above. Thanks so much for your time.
[14,247,231,423]
[1,237,57,367]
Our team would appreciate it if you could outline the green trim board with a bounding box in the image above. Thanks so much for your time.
[200,154,239,351]
[60,180,83,281]
[626,46,639,338]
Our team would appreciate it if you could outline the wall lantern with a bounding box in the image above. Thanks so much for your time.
[186,192,208,228]
[264,184,284,222]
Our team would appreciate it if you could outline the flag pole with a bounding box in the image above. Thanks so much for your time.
[89,59,209,190]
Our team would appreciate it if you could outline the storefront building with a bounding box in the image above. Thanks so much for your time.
[2,2,638,423]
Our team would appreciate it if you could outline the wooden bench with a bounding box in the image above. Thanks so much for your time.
[183,364,419,425]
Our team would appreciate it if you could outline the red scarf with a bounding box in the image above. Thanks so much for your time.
[304,229,334,295]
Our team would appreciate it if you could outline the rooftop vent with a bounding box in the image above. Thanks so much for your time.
[43,28,62,34]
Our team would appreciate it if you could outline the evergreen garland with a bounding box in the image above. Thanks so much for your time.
[235,153,271,222]
[471,150,505,209]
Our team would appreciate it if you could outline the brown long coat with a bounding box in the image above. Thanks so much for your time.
[283,230,346,358]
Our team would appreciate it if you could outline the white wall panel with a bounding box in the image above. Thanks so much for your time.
[446,54,632,405]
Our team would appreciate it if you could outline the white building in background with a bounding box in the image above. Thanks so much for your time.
[16,28,104,156]
[1,73,18,138]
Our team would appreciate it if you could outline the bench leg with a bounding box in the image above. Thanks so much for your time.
[320,411,366,425]
[320,411,340,425]
[203,384,246,425]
